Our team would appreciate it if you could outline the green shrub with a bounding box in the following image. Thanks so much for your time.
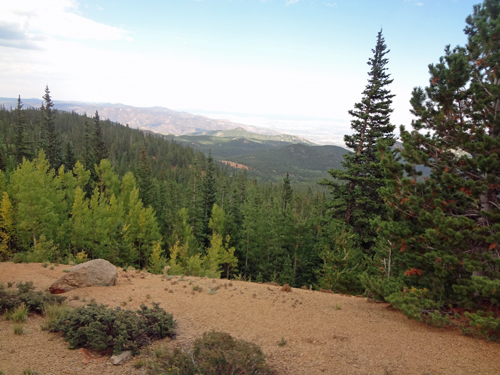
[385,287,439,322]
[147,331,274,375]
[464,311,500,342]
[13,323,24,335]
[17,281,35,294]
[51,302,175,355]
[11,253,26,263]
[40,303,71,331]
[360,273,405,302]
[0,281,66,315]
[8,302,28,323]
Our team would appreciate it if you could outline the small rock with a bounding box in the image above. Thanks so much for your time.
[111,350,132,365]
[281,284,292,292]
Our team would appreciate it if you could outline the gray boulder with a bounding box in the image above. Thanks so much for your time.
[49,259,117,294]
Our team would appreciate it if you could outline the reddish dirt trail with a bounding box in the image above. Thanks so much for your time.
[0,262,499,375]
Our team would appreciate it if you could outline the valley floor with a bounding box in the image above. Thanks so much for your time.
[0,263,499,375]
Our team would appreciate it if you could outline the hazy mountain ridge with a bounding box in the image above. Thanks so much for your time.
[0,98,281,136]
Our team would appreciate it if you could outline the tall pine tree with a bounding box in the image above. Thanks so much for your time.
[372,0,500,334]
[83,115,96,191]
[322,30,395,250]
[137,147,154,208]
[13,96,32,165]
[92,110,108,165]
[41,86,63,171]
[201,151,217,249]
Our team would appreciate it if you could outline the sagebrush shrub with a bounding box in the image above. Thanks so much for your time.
[147,331,274,375]
[0,281,66,315]
[51,302,175,355]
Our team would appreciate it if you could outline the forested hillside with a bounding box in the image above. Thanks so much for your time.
[171,132,348,183]
[0,91,329,288]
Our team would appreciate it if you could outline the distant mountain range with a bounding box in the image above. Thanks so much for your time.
[0,98,283,137]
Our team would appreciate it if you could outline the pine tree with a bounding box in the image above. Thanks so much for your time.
[41,86,63,171]
[82,115,96,193]
[0,146,6,172]
[201,151,217,248]
[282,172,293,214]
[13,96,32,165]
[372,0,500,332]
[92,110,108,165]
[65,141,76,172]
[137,147,154,208]
[322,30,395,250]
[187,158,204,251]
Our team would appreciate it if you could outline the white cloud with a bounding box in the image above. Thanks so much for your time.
[0,0,130,49]
[323,2,337,7]
[286,0,301,5]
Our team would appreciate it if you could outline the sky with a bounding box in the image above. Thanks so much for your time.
[0,0,478,144]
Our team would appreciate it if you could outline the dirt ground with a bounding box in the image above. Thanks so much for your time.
[0,262,499,375]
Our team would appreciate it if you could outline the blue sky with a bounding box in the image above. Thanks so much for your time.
[0,0,477,143]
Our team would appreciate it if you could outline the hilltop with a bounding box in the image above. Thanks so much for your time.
[187,127,315,145]
[1,262,499,375]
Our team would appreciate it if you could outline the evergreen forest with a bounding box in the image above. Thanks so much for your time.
[1,0,499,340]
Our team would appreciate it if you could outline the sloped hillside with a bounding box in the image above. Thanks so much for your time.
[228,144,348,182]
[1,263,499,375]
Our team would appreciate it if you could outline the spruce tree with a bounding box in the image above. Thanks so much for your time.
[83,115,96,192]
[187,158,204,252]
[282,172,293,214]
[322,30,395,250]
[41,86,63,171]
[65,141,76,172]
[201,151,217,248]
[373,0,500,332]
[92,110,108,165]
[0,146,6,172]
[137,147,154,208]
[13,96,32,165]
